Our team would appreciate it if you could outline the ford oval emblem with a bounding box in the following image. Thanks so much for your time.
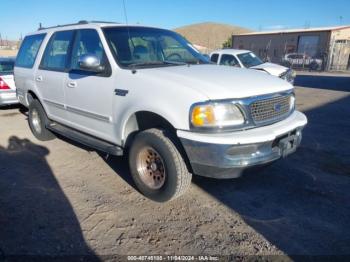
[274,103,282,112]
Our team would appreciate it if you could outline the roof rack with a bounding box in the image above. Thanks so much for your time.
[38,20,119,31]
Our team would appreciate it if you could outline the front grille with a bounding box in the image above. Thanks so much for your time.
[250,94,292,124]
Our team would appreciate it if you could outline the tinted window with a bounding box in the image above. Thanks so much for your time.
[15,34,46,68]
[71,29,106,70]
[211,53,219,63]
[0,61,14,73]
[220,54,240,67]
[103,27,208,68]
[40,31,74,71]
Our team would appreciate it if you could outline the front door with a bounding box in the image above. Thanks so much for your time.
[64,29,115,143]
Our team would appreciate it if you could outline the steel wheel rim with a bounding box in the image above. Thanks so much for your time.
[136,146,166,190]
[31,109,42,134]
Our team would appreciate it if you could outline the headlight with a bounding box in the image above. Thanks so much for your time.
[286,69,296,83]
[190,102,245,129]
[290,94,296,111]
[280,69,296,84]
[290,69,296,78]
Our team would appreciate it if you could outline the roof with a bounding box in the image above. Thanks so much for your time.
[235,25,350,36]
[27,21,161,36]
[37,20,121,31]
[210,49,251,55]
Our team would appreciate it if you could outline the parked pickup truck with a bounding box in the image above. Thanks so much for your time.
[14,21,307,202]
[210,49,296,84]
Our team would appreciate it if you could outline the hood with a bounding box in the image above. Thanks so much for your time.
[251,62,288,77]
[137,64,293,100]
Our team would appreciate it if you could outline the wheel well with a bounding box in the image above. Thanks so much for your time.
[123,111,193,173]
[124,111,176,148]
[27,90,39,105]
[135,111,176,133]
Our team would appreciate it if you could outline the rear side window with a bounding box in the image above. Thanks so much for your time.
[210,53,219,63]
[40,30,75,71]
[15,34,46,68]
[0,61,14,74]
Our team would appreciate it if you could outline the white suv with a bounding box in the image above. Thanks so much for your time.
[14,21,307,202]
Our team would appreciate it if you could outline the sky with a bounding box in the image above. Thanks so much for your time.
[1,0,349,40]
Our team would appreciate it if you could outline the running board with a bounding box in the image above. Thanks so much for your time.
[47,122,123,156]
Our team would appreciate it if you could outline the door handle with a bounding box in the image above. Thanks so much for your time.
[67,81,77,88]
[36,76,43,82]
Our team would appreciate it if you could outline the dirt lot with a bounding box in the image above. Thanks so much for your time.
[0,75,350,260]
[0,50,17,57]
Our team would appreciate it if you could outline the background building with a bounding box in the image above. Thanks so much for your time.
[232,26,350,71]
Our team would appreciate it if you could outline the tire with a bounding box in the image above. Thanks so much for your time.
[28,99,55,141]
[129,128,192,202]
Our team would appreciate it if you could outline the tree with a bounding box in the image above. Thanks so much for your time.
[222,37,232,48]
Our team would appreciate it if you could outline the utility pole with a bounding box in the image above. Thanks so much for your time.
[304,21,311,29]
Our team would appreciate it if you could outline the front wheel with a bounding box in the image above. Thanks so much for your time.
[128,129,192,202]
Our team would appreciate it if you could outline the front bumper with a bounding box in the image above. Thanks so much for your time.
[178,111,307,178]
[0,90,18,106]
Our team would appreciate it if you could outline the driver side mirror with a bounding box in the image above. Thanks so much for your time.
[78,54,105,73]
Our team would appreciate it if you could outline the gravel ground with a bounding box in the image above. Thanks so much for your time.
[0,75,349,260]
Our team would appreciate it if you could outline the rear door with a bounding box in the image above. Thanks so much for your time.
[36,30,75,123]
[14,33,46,105]
[64,29,115,142]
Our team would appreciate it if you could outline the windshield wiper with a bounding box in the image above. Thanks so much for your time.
[128,61,186,68]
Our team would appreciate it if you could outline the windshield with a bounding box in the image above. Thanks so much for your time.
[237,52,263,68]
[103,27,209,68]
[0,61,14,74]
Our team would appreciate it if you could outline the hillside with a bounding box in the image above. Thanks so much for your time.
[174,22,251,52]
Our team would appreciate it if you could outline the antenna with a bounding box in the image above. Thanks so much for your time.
[122,0,136,73]
[122,0,129,25]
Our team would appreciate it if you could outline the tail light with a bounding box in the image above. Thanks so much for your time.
[0,76,10,90]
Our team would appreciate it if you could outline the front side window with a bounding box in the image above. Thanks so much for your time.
[103,27,208,68]
[237,52,263,68]
[71,29,107,70]
[0,60,15,74]
[220,54,240,67]
[40,30,74,71]
[15,34,46,68]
